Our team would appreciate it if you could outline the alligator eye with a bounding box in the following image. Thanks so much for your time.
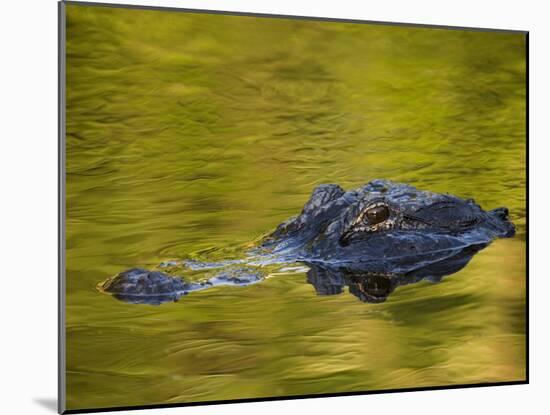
[365,205,390,224]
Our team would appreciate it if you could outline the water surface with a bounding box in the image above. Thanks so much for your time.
[65,5,526,410]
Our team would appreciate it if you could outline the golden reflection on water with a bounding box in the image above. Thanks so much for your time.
[65,4,526,410]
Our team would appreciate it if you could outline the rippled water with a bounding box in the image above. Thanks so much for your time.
[64,4,527,411]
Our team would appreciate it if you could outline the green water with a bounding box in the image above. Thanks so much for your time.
[64,4,527,411]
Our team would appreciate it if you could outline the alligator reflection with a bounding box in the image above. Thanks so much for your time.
[305,243,487,303]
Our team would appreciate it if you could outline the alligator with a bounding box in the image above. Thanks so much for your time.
[97,179,515,304]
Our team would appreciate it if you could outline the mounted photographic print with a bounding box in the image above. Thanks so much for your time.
[58,1,528,413]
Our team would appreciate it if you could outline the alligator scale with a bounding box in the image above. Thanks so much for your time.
[98,180,515,304]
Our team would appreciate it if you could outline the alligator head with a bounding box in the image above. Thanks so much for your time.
[262,179,514,269]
